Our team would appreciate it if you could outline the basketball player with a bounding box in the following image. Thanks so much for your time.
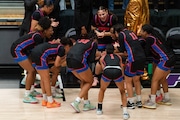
[66,34,98,113]
[95,44,130,120]
[11,17,53,104]
[112,23,146,109]
[30,37,73,108]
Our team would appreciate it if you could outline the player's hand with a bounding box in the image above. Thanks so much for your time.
[92,77,99,86]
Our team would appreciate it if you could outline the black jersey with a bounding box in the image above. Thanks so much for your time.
[92,14,117,32]
[102,54,121,67]
[101,53,123,81]
[11,31,44,57]
[31,42,65,60]
[67,39,97,63]
[144,35,174,60]
[31,9,45,22]
[118,29,146,62]
[92,14,118,45]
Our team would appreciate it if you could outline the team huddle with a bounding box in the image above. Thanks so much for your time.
[10,5,175,120]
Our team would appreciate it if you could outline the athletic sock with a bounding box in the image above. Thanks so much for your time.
[123,107,128,113]
[43,94,47,101]
[25,90,30,96]
[164,92,170,100]
[30,85,35,92]
[150,95,156,103]
[51,86,55,93]
[136,95,141,101]
[98,103,102,110]
[127,97,134,103]
[75,97,81,103]
[156,90,161,96]
[47,96,53,103]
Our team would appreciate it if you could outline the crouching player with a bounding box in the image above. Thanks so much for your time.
[95,44,130,120]
[30,37,73,108]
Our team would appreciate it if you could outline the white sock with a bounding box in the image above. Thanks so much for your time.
[123,107,128,113]
[164,92,170,100]
[47,96,53,103]
[136,95,141,102]
[156,90,161,96]
[25,90,30,96]
[43,94,47,101]
[30,85,35,92]
[127,97,134,103]
[84,100,90,104]
[51,86,55,93]
[75,97,81,103]
[150,95,156,103]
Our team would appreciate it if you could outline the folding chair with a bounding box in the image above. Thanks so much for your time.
[153,27,165,40]
[166,27,180,39]
[20,70,40,87]
[166,27,180,73]
[166,27,180,54]
[57,75,66,101]
[65,27,76,38]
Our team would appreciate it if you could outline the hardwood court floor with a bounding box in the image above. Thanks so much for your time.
[0,88,180,120]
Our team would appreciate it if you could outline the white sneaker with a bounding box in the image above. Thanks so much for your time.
[143,99,156,109]
[23,94,38,104]
[52,92,63,98]
[96,109,103,115]
[123,112,130,120]
[159,98,172,106]
[71,101,80,113]
[83,103,96,111]
[55,88,63,94]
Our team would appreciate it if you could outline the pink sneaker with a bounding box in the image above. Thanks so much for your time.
[156,94,163,103]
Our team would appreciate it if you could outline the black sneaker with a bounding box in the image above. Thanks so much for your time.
[127,101,135,109]
[136,101,142,108]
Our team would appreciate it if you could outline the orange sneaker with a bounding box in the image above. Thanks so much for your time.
[53,100,61,105]
[42,100,47,106]
[46,100,61,108]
